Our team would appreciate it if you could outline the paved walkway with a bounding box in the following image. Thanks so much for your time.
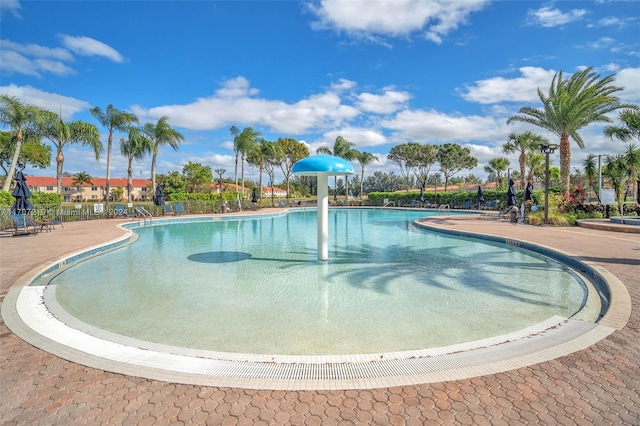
[1,211,639,425]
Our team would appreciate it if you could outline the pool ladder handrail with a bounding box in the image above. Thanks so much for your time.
[382,200,396,208]
[437,204,450,214]
[135,206,153,225]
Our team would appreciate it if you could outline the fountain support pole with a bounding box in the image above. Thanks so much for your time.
[292,155,354,262]
[317,173,329,261]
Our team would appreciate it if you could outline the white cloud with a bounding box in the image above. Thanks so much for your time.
[309,0,489,44]
[356,89,411,114]
[0,0,21,18]
[380,109,504,143]
[615,67,640,102]
[0,50,40,76]
[0,40,74,61]
[0,40,75,77]
[131,77,361,134]
[318,127,388,150]
[460,67,557,104]
[526,6,588,28]
[59,34,124,63]
[0,84,89,120]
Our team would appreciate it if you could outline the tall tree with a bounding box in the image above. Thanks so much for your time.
[0,96,43,191]
[317,136,357,197]
[484,157,510,189]
[0,130,51,176]
[621,143,640,202]
[436,143,478,191]
[604,154,628,210]
[507,67,635,193]
[276,137,309,204]
[235,127,261,195]
[604,109,640,201]
[142,116,184,195]
[387,142,421,192]
[120,128,153,202]
[182,161,213,193]
[356,151,378,198]
[39,110,102,194]
[90,105,138,208]
[248,139,280,198]
[230,125,241,187]
[413,144,437,191]
[503,131,548,188]
[261,141,283,207]
[582,154,601,203]
[71,171,93,186]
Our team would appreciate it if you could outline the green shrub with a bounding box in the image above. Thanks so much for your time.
[0,191,14,206]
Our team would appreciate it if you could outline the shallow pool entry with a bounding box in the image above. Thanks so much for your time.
[49,209,588,355]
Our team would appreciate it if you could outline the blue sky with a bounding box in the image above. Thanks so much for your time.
[1,0,639,185]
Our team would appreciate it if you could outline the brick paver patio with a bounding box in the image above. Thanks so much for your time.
[1,211,638,425]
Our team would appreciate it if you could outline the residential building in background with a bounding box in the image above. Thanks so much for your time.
[25,177,152,202]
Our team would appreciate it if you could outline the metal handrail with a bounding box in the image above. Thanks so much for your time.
[621,201,639,217]
[135,206,153,225]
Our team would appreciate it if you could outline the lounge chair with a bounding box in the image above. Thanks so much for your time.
[174,203,185,215]
[462,201,472,209]
[11,214,39,236]
[163,204,173,215]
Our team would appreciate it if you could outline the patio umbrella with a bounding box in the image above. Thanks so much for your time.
[154,184,165,206]
[525,182,534,202]
[506,179,517,206]
[333,188,337,202]
[11,170,35,215]
[419,186,425,205]
[476,185,484,208]
[251,187,258,203]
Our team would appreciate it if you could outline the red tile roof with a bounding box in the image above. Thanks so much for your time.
[26,176,151,187]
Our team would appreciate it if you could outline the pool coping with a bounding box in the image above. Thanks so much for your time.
[1,212,631,390]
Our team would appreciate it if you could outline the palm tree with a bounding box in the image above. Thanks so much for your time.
[90,105,139,208]
[120,128,153,202]
[317,136,357,197]
[507,67,635,193]
[503,131,548,188]
[229,125,240,187]
[142,116,184,194]
[39,110,102,194]
[248,138,279,198]
[0,96,42,191]
[236,127,261,196]
[604,108,640,142]
[356,151,378,199]
[604,109,640,201]
[604,154,628,211]
[582,154,601,203]
[526,151,545,183]
[70,171,93,201]
[484,157,510,189]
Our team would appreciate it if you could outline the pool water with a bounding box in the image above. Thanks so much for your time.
[49,209,587,355]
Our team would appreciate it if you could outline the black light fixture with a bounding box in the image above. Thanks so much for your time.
[539,144,559,224]
[214,168,226,195]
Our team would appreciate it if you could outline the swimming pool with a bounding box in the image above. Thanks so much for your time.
[45,209,591,356]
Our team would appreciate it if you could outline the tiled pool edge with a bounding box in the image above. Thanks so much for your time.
[1,215,627,390]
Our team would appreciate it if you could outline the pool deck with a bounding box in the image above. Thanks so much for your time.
[1,209,639,425]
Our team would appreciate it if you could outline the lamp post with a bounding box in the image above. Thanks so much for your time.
[214,169,225,195]
[539,143,558,224]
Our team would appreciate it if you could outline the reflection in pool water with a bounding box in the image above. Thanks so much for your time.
[49,209,587,355]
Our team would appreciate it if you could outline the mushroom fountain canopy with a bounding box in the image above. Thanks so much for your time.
[292,154,355,176]
[292,155,354,261]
